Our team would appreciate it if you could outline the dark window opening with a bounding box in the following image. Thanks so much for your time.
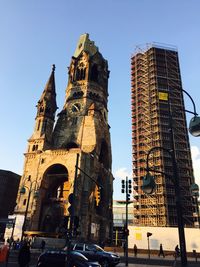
[90,64,98,82]
[46,107,50,114]
[37,120,41,131]
[75,67,86,81]
[66,142,79,149]
[73,91,84,98]
[99,140,110,169]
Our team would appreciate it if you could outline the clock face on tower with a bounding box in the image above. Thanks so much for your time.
[68,102,83,115]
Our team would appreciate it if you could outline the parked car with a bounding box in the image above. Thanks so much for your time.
[36,250,101,267]
[65,242,120,267]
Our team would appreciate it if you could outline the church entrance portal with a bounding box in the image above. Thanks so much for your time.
[39,164,69,234]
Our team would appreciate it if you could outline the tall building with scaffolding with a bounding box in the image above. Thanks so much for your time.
[131,44,197,227]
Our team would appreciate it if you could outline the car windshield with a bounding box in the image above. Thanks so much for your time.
[85,245,103,251]
[71,251,88,261]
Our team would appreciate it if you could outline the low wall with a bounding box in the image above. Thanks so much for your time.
[128,226,200,253]
[31,237,66,249]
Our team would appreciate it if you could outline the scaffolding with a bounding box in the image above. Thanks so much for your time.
[131,45,195,227]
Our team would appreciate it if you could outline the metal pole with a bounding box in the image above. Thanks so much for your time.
[195,197,200,229]
[5,218,16,267]
[147,236,150,259]
[69,153,79,238]
[21,183,32,242]
[115,229,118,247]
[169,110,187,267]
[125,176,128,266]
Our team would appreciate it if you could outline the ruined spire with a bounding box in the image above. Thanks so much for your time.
[37,64,57,118]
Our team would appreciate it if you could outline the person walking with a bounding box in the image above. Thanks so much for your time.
[18,241,30,267]
[0,239,9,263]
[133,244,138,257]
[123,241,126,257]
[175,245,180,259]
[158,243,165,258]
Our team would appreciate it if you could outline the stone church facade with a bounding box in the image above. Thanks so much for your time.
[15,34,113,243]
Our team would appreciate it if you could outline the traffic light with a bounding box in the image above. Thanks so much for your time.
[97,187,101,200]
[121,180,125,193]
[127,193,130,201]
[128,180,132,194]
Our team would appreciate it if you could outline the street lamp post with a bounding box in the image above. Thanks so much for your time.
[143,145,188,267]
[191,183,200,228]
[143,110,189,265]
[142,88,200,267]
[20,177,39,241]
[121,177,132,266]
[147,232,152,259]
[69,153,104,239]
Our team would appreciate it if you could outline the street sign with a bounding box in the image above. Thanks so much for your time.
[0,218,15,224]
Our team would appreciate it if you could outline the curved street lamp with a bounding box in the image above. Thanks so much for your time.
[180,88,200,137]
[142,145,187,267]
[20,177,39,241]
[141,87,200,267]
[141,173,156,195]
[189,116,200,137]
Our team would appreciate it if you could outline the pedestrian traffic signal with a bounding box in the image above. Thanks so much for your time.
[121,180,125,193]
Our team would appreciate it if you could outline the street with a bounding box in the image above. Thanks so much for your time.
[0,249,199,267]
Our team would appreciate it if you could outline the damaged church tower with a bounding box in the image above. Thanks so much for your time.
[16,34,113,243]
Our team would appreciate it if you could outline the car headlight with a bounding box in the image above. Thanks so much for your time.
[110,254,118,258]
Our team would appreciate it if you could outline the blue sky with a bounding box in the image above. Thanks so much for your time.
[1,0,200,199]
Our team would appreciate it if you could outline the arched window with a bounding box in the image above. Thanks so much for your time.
[37,120,41,131]
[75,67,86,81]
[76,68,80,81]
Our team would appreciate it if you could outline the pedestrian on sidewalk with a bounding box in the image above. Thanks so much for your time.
[133,244,138,257]
[175,245,180,259]
[0,239,9,263]
[18,241,30,267]
[123,241,126,256]
[158,243,165,258]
